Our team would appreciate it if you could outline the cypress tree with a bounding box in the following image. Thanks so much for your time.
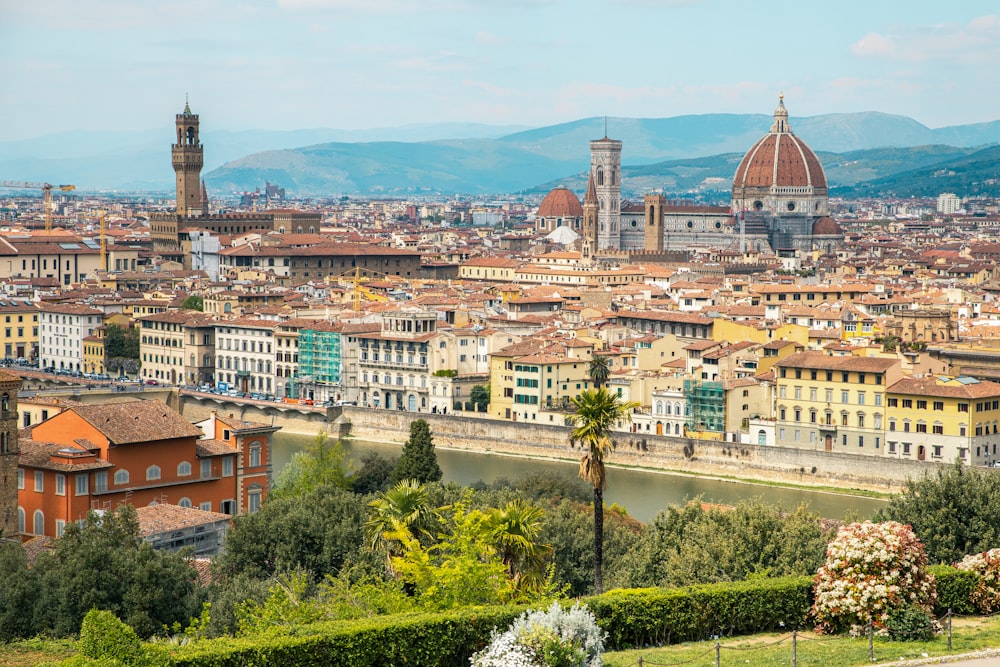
[391,419,443,485]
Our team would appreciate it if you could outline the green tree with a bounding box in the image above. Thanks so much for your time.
[352,450,398,494]
[391,419,443,485]
[104,323,139,360]
[181,295,204,311]
[567,387,638,594]
[272,429,353,499]
[470,384,490,412]
[609,499,832,589]
[0,541,37,641]
[364,480,440,576]
[32,505,202,638]
[215,484,368,582]
[587,355,611,389]
[876,462,1000,564]
[483,499,553,593]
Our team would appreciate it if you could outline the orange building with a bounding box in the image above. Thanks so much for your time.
[17,400,278,538]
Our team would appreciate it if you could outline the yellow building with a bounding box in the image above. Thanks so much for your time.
[82,328,106,375]
[886,376,1000,466]
[712,319,809,347]
[774,351,902,454]
[0,299,39,361]
[490,339,594,421]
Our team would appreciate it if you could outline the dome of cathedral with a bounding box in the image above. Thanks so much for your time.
[811,216,842,236]
[732,97,827,191]
[538,186,583,218]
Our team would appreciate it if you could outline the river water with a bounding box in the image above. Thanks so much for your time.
[271,432,886,523]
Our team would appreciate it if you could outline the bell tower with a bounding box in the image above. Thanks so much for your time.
[172,99,204,217]
[590,133,622,250]
[0,370,21,539]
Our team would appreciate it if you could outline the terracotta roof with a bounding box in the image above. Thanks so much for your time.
[18,440,113,471]
[538,187,583,218]
[889,376,1000,400]
[69,400,203,445]
[196,439,234,457]
[777,351,898,373]
[733,99,826,190]
[136,504,231,536]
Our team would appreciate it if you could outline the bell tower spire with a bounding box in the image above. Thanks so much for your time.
[172,98,204,216]
[770,93,791,134]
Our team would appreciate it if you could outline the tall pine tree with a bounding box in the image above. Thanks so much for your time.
[391,419,443,485]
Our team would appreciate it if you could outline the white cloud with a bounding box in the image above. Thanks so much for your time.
[850,14,1000,65]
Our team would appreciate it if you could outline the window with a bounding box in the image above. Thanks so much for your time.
[200,501,212,512]
[146,465,161,481]
[794,386,802,400]
[959,403,969,413]
[903,420,911,432]
[222,457,234,477]
[841,390,849,404]
[75,474,88,496]
[858,373,866,385]
[201,459,211,479]
[825,389,833,402]
[917,400,927,410]
[249,484,263,513]
[888,397,898,407]
[177,461,192,477]
[94,471,107,493]
[55,474,65,496]
[250,446,261,467]
[933,401,944,411]
[33,510,44,535]
[888,441,897,454]
[932,445,943,458]
[858,436,864,448]
[794,408,801,422]
[916,422,927,433]
[857,392,865,405]
[114,469,130,485]
[56,519,65,537]
[810,388,817,401]
[875,394,882,406]
[178,497,192,508]
[220,499,236,515]
[933,423,944,435]
[857,414,865,428]
[34,470,43,492]
[17,469,23,490]
[902,399,912,408]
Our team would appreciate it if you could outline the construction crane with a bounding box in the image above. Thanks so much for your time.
[94,210,108,272]
[0,181,77,233]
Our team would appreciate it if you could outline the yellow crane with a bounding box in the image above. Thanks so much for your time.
[0,180,77,233]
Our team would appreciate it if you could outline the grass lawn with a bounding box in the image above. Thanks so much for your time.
[603,616,1000,667]
[0,637,76,666]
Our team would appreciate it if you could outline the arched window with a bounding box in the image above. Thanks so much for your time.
[177,461,192,477]
[178,497,192,508]
[1,393,9,412]
[17,507,24,534]
[33,510,44,535]
[114,469,129,485]
[146,465,161,481]
[757,430,767,445]
[596,168,604,186]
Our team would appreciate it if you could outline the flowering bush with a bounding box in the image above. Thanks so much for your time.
[812,521,936,635]
[956,548,1000,613]
[470,601,604,667]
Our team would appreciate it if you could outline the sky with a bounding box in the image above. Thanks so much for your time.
[2,0,1000,141]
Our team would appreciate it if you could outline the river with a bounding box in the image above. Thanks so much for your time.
[270,432,886,522]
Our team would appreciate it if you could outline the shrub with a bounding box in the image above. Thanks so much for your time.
[956,548,1000,613]
[884,605,939,642]
[77,609,142,665]
[471,602,603,667]
[929,565,977,616]
[812,521,936,635]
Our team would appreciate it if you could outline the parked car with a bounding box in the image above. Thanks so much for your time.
[145,379,159,386]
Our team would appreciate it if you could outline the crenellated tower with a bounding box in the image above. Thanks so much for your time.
[172,100,204,217]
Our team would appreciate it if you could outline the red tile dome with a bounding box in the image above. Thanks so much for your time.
[538,186,583,218]
[732,97,827,191]
[811,216,842,236]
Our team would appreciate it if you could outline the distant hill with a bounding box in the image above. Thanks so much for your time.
[4,112,1000,195]
[831,144,1000,198]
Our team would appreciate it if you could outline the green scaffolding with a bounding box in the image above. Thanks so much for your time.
[684,379,725,433]
[298,329,342,386]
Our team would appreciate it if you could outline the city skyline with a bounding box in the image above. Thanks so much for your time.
[2,1,999,141]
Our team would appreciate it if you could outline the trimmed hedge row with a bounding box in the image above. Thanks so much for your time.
[588,576,813,650]
[70,568,983,666]
[166,605,526,667]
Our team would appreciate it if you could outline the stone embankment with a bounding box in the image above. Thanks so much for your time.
[177,394,954,494]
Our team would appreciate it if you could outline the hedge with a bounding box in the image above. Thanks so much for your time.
[70,568,984,666]
[587,576,814,650]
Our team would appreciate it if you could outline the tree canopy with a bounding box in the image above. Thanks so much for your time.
[391,419,443,485]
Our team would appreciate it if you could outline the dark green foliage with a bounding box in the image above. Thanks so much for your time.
[610,499,833,589]
[487,472,592,504]
[884,605,938,642]
[78,609,142,664]
[214,484,367,582]
[875,463,1000,564]
[928,565,978,616]
[391,419,443,485]
[167,605,528,667]
[104,324,139,360]
[0,541,37,641]
[180,295,204,311]
[542,499,641,597]
[470,384,489,411]
[352,451,398,495]
[32,506,201,640]
[587,576,814,649]
[204,574,272,638]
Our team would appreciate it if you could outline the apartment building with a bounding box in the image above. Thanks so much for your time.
[0,299,39,360]
[357,311,436,411]
[215,318,275,395]
[774,351,902,454]
[38,302,104,372]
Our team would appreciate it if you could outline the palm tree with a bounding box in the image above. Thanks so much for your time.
[587,354,611,389]
[568,387,638,594]
[484,499,553,594]
[364,479,439,576]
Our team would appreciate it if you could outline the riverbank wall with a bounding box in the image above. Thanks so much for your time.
[177,394,944,493]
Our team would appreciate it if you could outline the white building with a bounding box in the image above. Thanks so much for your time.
[38,303,104,373]
[214,319,275,395]
[937,193,962,215]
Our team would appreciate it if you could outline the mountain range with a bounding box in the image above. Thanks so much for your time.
[3,112,1000,198]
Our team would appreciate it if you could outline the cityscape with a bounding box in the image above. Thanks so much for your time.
[4,1,1000,665]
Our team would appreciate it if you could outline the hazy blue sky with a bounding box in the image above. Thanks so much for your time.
[2,1,998,140]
